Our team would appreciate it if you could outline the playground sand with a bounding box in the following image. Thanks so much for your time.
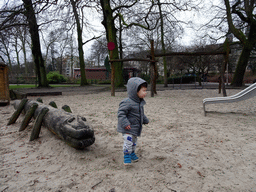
[1,89,256,191]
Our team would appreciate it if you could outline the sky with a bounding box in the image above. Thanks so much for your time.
[176,0,226,46]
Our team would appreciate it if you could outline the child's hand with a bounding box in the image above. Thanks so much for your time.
[125,125,131,130]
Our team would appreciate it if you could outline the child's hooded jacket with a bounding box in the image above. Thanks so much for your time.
[117,77,149,136]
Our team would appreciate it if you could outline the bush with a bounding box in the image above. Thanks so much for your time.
[47,71,67,84]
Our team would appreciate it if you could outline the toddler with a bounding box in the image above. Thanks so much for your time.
[117,77,149,165]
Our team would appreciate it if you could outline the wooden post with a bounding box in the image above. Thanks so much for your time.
[110,50,115,96]
[150,40,155,97]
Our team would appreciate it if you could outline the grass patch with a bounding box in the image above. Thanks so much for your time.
[9,84,80,90]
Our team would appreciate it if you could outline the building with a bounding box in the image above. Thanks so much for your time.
[74,67,109,80]
[73,67,141,83]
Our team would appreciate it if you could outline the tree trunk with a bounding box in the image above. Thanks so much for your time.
[224,0,256,87]
[70,39,74,78]
[100,0,123,88]
[22,39,28,75]
[157,0,168,87]
[119,14,124,78]
[21,27,28,75]
[70,0,88,86]
[231,42,253,86]
[220,38,230,96]
[22,0,48,87]
[14,36,21,74]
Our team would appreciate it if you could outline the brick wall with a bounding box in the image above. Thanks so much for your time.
[74,68,110,80]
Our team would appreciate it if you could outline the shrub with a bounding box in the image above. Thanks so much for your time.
[47,71,67,84]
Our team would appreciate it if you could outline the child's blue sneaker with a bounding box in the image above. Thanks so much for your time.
[130,152,139,162]
[124,154,131,165]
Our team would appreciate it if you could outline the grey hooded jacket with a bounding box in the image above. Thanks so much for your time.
[117,77,149,136]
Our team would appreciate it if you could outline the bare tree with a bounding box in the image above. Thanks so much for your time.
[99,0,160,87]
[89,37,108,67]
[13,28,22,74]
[0,30,13,70]
[0,0,52,87]
[156,0,194,87]
[56,32,73,75]
[69,0,88,85]
[41,28,65,72]
[224,0,256,86]
[17,25,30,75]
[198,0,256,87]
[56,0,102,86]
[22,0,49,87]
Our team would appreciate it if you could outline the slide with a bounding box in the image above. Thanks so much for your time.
[203,83,256,116]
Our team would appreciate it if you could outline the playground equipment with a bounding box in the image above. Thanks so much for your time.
[8,98,95,149]
[203,83,256,116]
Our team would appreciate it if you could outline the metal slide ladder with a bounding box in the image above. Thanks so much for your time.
[203,83,256,116]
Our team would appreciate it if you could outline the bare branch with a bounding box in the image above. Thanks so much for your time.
[112,0,138,12]
[82,35,103,45]
[232,0,249,22]
[224,0,247,44]
[118,12,159,30]
[0,9,25,31]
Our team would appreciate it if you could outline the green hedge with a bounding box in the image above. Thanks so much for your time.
[47,71,67,84]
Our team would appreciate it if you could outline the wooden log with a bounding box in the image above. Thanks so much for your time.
[36,98,43,103]
[62,105,72,113]
[19,103,38,132]
[49,101,57,108]
[7,98,28,125]
[30,107,49,141]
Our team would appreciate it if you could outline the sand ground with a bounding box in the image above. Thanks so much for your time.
[1,89,256,192]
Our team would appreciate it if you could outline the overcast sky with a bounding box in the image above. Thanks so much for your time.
[1,0,227,62]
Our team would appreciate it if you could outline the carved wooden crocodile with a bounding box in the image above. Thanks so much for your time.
[12,99,95,149]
